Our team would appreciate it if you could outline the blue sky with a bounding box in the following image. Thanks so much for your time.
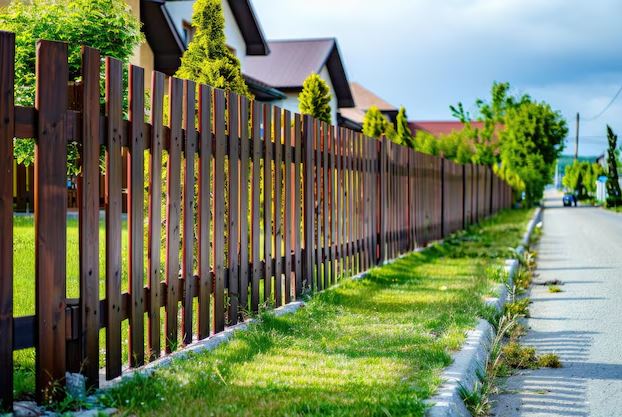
[252,0,622,157]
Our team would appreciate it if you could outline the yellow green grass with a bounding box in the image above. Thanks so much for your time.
[98,208,533,417]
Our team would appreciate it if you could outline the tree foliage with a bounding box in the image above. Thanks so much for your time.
[362,106,395,141]
[0,0,143,171]
[447,81,567,205]
[498,101,567,204]
[298,73,332,124]
[176,0,250,97]
[562,160,604,198]
[395,106,415,148]
[605,125,622,205]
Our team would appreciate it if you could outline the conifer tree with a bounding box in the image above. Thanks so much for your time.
[606,125,622,205]
[363,106,397,141]
[396,106,415,148]
[176,0,250,96]
[298,73,332,123]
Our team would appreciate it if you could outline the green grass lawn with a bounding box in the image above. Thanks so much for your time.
[98,209,533,417]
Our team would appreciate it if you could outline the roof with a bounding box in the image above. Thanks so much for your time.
[244,74,287,101]
[408,121,488,136]
[338,82,398,124]
[142,0,185,76]
[226,0,270,55]
[243,38,355,108]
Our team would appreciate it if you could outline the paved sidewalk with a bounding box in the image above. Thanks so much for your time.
[492,190,622,417]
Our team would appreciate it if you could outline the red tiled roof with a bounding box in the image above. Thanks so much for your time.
[408,121,487,136]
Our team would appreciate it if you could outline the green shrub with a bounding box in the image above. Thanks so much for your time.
[502,342,538,369]
[538,353,562,368]
[298,73,332,124]
[504,298,530,317]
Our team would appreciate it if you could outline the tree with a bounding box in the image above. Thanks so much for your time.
[498,101,567,204]
[363,106,396,141]
[176,0,250,97]
[0,0,143,171]
[395,106,415,148]
[606,126,622,205]
[298,73,332,124]
[562,161,605,198]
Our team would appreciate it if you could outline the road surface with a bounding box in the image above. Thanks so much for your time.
[492,190,622,417]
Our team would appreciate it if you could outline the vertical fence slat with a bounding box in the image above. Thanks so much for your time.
[322,123,329,288]
[198,84,211,339]
[263,104,273,302]
[165,77,183,353]
[78,46,100,388]
[315,120,322,291]
[273,108,282,306]
[347,130,354,274]
[0,31,14,410]
[239,96,250,312]
[228,92,240,323]
[303,116,314,292]
[182,79,196,344]
[128,64,145,366]
[293,114,303,296]
[213,89,226,332]
[147,71,164,360]
[330,126,337,284]
[251,103,261,311]
[336,129,343,276]
[283,110,292,303]
[104,57,122,380]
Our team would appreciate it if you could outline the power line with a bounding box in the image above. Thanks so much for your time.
[583,83,622,121]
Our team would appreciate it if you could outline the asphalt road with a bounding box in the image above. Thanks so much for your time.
[492,190,622,417]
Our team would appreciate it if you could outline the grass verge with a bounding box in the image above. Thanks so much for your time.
[95,209,533,417]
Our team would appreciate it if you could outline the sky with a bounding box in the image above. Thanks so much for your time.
[251,0,622,157]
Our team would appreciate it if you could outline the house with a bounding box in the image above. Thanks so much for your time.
[242,38,354,123]
[165,1,354,122]
[338,82,399,131]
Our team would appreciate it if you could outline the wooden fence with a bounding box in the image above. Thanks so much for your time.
[0,33,513,408]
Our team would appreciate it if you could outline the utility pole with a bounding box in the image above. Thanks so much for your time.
[575,112,580,160]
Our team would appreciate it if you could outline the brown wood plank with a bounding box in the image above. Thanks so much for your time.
[239,96,250,312]
[322,123,330,288]
[147,71,165,360]
[104,57,123,379]
[283,110,292,304]
[251,103,262,311]
[228,92,240,323]
[273,107,282,306]
[330,126,337,284]
[213,89,226,332]
[198,84,212,339]
[335,128,342,279]
[78,46,101,388]
[315,120,322,291]
[128,65,145,366]
[293,114,303,296]
[263,104,273,302]
[302,116,314,292]
[182,80,196,344]
[0,31,14,410]
[164,77,183,353]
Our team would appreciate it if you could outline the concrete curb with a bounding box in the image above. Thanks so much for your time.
[425,207,542,417]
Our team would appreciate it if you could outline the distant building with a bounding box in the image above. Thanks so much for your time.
[338,82,399,131]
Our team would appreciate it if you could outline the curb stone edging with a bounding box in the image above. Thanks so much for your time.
[425,207,543,417]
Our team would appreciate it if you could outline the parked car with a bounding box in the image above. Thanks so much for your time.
[563,193,577,207]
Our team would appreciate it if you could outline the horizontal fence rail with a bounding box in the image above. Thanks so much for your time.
[0,33,513,408]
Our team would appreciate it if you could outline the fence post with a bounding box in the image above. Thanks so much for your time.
[303,115,314,290]
[78,46,101,388]
[0,31,15,411]
[379,136,387,264]
[35,39,68,401]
